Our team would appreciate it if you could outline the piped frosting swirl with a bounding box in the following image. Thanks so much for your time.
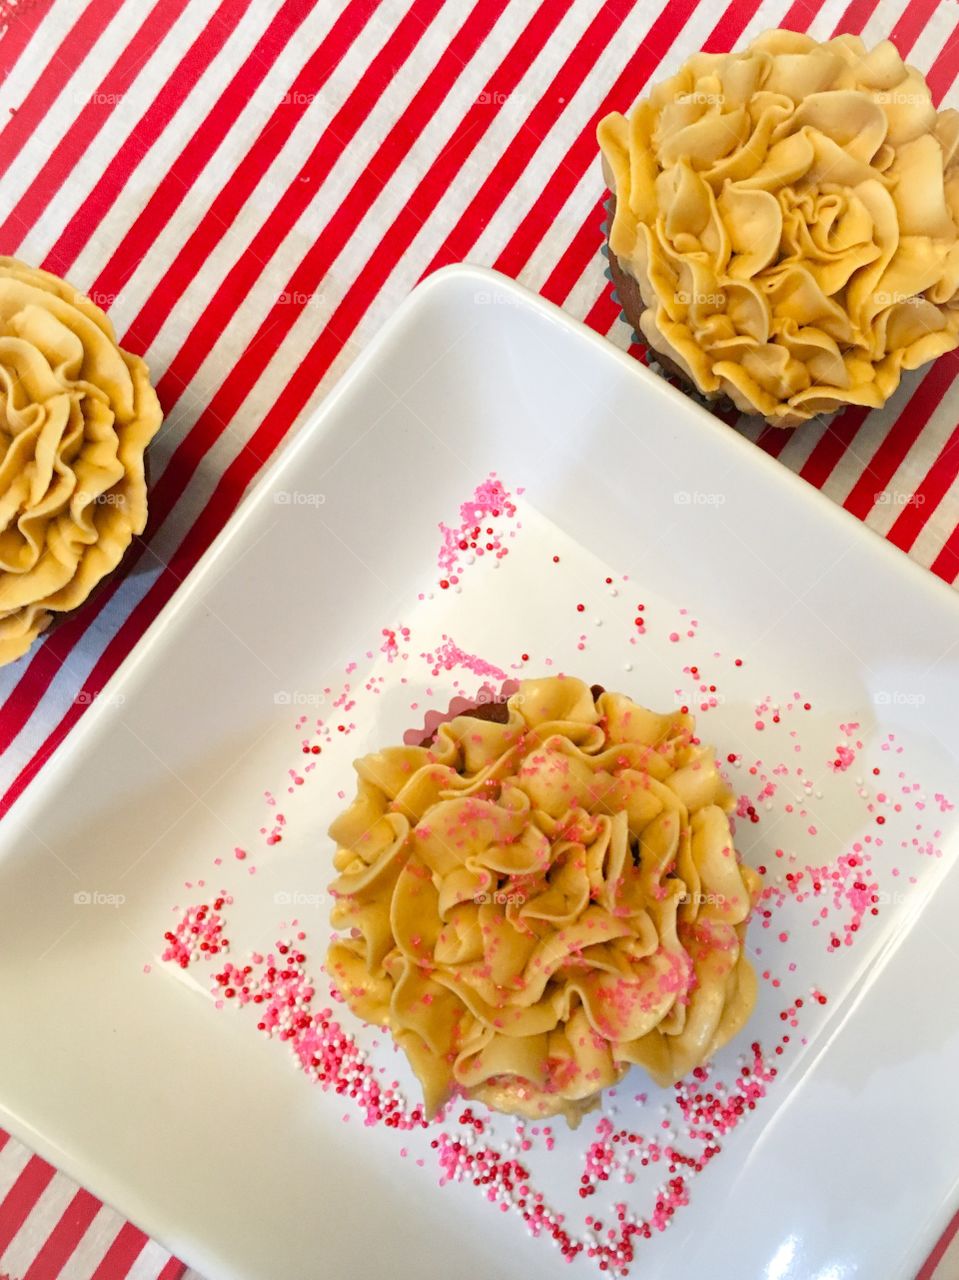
[0,258,162,664]
[598,30,959,426]
[327,677,761,1125]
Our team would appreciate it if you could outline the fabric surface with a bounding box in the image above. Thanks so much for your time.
[0,0,958,1275]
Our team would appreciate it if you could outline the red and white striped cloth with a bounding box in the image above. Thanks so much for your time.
[1,0,958,1275]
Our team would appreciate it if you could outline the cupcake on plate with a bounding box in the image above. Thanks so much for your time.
[0,258,163,665]
[598,30,959,427]
[326,677,761,1126]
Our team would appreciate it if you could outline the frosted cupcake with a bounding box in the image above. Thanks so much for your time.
[598,30,959,427]
[327,677,761,1126]
[0,258,163,664]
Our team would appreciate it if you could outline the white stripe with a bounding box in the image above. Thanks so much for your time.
[0,1172,79,1276]
[103,0,348,339]
[23,0,267,273]
[777,418,830,475]
[125,1236,177,1278]
[136,0,424,380]
[0,0,91,117]
[911,4,959,99]
[7,0,223,267]
[0,1136,32,1197]
[56,1205,133,1280]
[866,383,959,537]
[911,464,959,570]
[1,0,952,791]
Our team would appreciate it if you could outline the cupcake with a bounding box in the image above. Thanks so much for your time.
[598,30,959,427]
[326,677,761,1126]
[0,258,163,665]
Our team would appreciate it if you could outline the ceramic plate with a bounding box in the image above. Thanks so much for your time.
[2,265,958,1280]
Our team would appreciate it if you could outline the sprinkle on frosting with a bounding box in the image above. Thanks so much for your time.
[326,677,762,1125]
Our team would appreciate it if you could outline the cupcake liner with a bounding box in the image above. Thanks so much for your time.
[402,679,521,748]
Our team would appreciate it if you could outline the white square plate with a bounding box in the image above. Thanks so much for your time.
[2,265,958,1280]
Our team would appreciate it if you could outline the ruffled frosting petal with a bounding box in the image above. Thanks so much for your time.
[598,31,959,427]
[0,258,162,663]
[327,678,761,1125]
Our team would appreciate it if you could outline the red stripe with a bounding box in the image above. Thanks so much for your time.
[917,1207,959,1280]
[540,196,608,304]
[0,1131,8,1154]
[0,1155,55,1256]
[798,408,870,488]
[926,19,959,105]
[0,0,57,81]
[0,0,125,184]
[0,0,192,249]
[156,1259,187,1280]
[88,0,315,309]
[701,0,768,52]
[0,0,583,813]
[743,0,934,473]
[930,517,959,582]
[493,0,699,280]
[150,0,442,405]
[538,0,785,312]
[833,0,880,34]
[0,0,426,762]
[41,0,253,276]
[20,1188,101,1280]
[420,0,641,279]
[842,358,959,521]
[887,419,959,551]
[888,0,941,52]
[88,1222,149,1279]
[792,0,948,489]
[778,0,828,30]
[119,0,379,357]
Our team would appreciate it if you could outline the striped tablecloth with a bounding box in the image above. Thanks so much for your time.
[1,0,958,1275]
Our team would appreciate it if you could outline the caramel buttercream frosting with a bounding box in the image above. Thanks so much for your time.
[598,30,959,426]
[326,677,761,1126]
[0,258,162,664]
